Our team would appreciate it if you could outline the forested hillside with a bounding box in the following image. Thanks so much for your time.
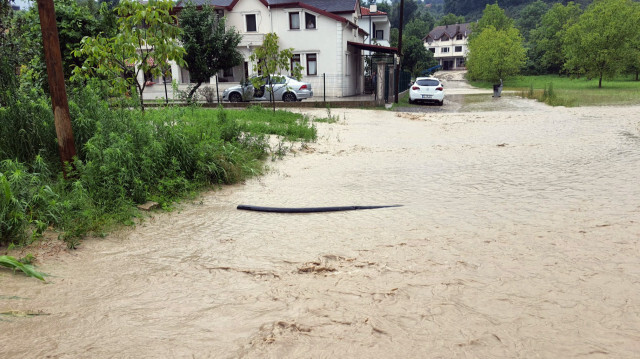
[444,0,593,20]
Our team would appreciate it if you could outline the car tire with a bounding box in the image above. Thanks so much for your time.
[229,92,242,103]
[283,92,296,102]
[408,97,413,104]
[438,100,443,106]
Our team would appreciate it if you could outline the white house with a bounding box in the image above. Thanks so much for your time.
[423,23,471,70]
[166,0,369,97]
[357,4,390,48]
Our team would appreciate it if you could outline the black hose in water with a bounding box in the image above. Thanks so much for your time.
[236,205,403,213]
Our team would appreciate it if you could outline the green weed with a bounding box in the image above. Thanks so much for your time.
[0,83,316,247]
[0,255,46,281]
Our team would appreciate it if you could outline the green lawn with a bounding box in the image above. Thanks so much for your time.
[469,75,640,107]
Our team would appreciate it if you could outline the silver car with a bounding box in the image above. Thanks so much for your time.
[222,75,313,102]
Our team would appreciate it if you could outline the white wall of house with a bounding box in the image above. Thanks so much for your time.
[358,14,390,47]
[424,33,469,70]
[170,0,365,97]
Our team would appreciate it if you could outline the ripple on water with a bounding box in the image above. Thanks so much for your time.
[2,102,640,358]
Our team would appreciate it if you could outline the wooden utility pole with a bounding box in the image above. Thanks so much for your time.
[36,0,77,176]
[395,0,405,103]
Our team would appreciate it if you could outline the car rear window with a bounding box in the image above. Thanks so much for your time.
[416,79,439,87]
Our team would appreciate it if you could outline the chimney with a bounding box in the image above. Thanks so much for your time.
[370,4,377,13]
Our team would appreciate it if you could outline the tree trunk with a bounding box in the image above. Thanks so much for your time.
[136,82,146,112]
[163,74,168,105]
[271,83,275,112]
[36,0,77,177]
[187,81,202,103]
[598,74,602,88]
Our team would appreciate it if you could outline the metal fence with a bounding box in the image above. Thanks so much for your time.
[143,70,411,104]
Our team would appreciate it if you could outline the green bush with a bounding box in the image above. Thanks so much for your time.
[0,88,58,166]
[0,84,316,247]
[0,157,61,245]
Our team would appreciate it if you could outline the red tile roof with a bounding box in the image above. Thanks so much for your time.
[360,6,387,16]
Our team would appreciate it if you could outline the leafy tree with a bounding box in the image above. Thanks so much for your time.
[417,8,436,27]
[445,0,491,17]
[516,0,550,74]
[436,13,465,26]
[390,0,419,28]
[100,0,120,10]
[72,0,185,110]
[515,0,548,41]
[249,33,302,112]
[470,3,514,39]
[529,2,582,74]
[403,18,433,40]
[178,2,243,101]
[466,26,526,83]
[376,1,392,14]
[628,2,640,80]
[18,0,99,90]
[390,27,399,47]
[402,35,437,76]
[0,0,19,104]
[563,0,638,87]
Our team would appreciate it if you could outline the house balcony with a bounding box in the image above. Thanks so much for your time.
[239,33,265,48]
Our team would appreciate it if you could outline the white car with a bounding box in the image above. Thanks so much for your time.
[408,77,444,106]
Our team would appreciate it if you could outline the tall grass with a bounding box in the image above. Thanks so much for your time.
[0,85,317,248]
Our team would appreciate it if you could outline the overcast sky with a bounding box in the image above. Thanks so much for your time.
[13,0,32,10]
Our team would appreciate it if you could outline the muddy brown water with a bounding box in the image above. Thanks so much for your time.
[2,97,640,358]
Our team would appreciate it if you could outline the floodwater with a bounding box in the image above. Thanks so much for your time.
[2,96,640,358]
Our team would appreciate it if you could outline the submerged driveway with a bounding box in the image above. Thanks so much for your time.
[2,99,640,358]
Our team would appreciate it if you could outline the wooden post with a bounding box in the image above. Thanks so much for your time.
[395,0,405,104]
[36,0,76,176]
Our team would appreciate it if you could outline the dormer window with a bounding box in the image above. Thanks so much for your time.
[441,35,449,41]
[457,34,463,40]
[305,13,316,29]
[245,14,257,32]
[289,12,300,30]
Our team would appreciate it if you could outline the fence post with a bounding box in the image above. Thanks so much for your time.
[376,62,385,106]
[323,73,326,103]
[388,65,395,104]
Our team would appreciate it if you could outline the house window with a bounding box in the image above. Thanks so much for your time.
[215,9,224,18]
[291,54,301,74]
[223,67,233,77]
[245,14,257,32]
[375,30,383,39]
[457,34,463,40]
[455,46,462,52]
[441,35,449,41]
[289,12,300,30]
[429,48,436,53]
[305,13,316,29]
[441,47,450,53]
[306,54,317,75]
